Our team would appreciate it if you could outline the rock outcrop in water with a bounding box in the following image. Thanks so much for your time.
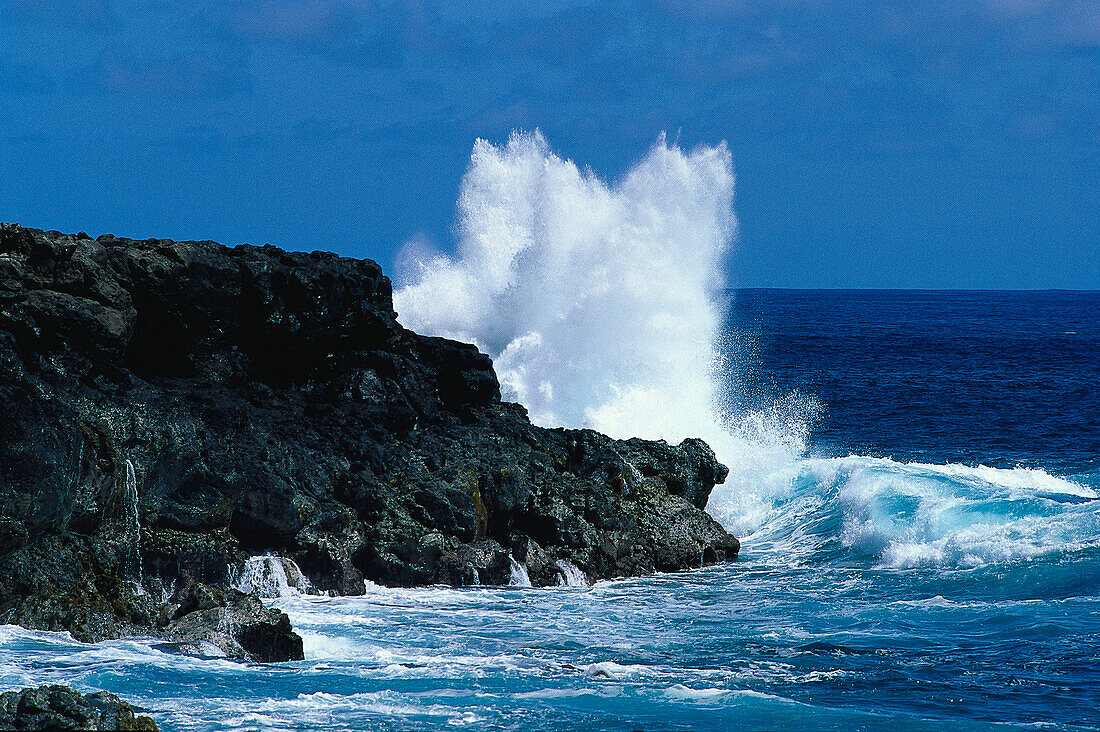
[0,685,158,730]
[0,224,738,658]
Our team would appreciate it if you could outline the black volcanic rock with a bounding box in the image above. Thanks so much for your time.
[162,583,304,662]
[0,685,158,731]
[0,224,738,655]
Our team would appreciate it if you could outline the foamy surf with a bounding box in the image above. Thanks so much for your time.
[713,456,1100,569]
[393,132,1098,575]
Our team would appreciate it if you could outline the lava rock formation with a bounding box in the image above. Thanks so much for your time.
[0,684,158,731]
[0,224,738,660]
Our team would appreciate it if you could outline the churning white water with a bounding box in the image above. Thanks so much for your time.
[234,556,315,598]
[394,131,735,445]
[394,132,807,531]
[394,132,1093,568]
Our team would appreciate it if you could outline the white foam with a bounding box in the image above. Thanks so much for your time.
[584,661,646,679]
[664,684,732,702]
[214,691,486,728]
[554,559,588,587]
[233,555,314,598]
[890,595,962,609]
[0,624,77,646]
[508,556,532,587]
[511,688,615,700]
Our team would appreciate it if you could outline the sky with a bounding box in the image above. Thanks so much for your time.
[1,0,1097,289]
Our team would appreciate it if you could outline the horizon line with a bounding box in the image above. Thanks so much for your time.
[726,287,1100,293]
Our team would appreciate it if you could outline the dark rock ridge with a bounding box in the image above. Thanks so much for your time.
[0,685,158,730]
[0,224,738,657]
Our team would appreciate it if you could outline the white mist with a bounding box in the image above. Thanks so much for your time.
[394,131,736,432]
[394,131,808,537]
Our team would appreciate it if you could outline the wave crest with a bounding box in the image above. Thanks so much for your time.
[713,456,1100,568]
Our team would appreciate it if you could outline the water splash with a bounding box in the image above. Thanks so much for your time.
[391,132,825,531]
[233,555,314,598]
[554,559,588,587]
[392,132,1098,570]
[395,131,737,452]
[508,556,532,587]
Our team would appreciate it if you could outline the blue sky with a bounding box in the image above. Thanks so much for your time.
[1,0,1097,288]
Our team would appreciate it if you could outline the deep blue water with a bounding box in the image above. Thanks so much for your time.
[729,290,1100,476]
[2,290,1098,731]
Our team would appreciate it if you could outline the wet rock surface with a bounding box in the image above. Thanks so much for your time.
[0,685,158,731]
[0,224,738,656]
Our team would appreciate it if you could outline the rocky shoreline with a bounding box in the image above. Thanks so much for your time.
[0,223,738,724]
[0,685,158,731]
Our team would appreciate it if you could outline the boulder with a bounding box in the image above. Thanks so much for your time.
[0,685,158,731]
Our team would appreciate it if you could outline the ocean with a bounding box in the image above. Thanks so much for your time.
[2,287,1097,731]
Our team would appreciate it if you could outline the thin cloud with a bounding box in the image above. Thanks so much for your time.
[220,0,358,46]
[77,50,252,98]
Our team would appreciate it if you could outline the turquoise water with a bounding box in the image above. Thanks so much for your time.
[2,291,1098,730]
[4,552,1098,731]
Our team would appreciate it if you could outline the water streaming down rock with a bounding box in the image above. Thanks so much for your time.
[233,556,316,599]
[123,460,138,533]
[121,459,145,590]
[508,556,532,587]
[554,559,588,587]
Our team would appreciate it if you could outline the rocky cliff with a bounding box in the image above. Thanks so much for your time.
[0,224,738,660]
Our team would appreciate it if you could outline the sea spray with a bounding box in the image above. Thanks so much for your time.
[395,131,736,447]
[392,132,1096,562]
[394,132,811,526]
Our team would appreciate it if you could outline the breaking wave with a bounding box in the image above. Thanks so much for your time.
[393,130,738,450]
[720,456,1099,568]
[394,131,1098,570]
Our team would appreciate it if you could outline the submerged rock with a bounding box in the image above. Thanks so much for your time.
[0,224,738,654]
[0,685,158,731]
